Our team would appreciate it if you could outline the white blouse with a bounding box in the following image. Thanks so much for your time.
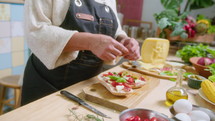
[24,0,127,69]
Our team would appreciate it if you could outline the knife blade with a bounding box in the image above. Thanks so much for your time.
[60,90,111,119]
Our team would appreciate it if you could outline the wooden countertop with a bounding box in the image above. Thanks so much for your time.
[0,56,215,121]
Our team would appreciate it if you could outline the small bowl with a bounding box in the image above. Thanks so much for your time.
[187,74,207,89]
[189,57,212,78]
[119,108,170,121]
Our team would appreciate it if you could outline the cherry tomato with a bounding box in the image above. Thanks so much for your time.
[125,116,141,121]
[150,117,158,121]
[143,119,150,121]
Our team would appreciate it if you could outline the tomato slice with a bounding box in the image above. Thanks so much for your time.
[108,72,114,76]
[111,82,118,87]
[140,77,146,81]
[111,82,124,87]
[118,72,123,76]
[127,77,134,83]
[126,74,131,77]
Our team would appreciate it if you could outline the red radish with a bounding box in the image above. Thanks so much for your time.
[197,57,212,66]
[211,58,215,64]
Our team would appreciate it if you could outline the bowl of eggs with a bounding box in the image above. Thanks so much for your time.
[119,108,170,121]
[170,99,215,121]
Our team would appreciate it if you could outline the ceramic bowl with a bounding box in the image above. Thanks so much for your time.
[119,108,170,121]
[187,74,207,89]
[189,57,212,78]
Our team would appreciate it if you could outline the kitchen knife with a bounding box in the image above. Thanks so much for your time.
[60,90,111,119]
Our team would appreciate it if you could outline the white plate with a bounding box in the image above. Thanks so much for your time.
[199,88,215,106]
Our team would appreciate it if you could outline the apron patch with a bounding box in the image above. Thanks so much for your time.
[76,13,94,21]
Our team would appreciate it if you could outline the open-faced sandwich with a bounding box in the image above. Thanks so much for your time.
[122,61,180,79]
[97,71,146,96]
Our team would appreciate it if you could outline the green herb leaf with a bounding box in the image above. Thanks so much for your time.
[109,76,120,80]
[169,78,176,81]
[180,32,188,39]
[161,0,182,10]
[183,72,194,78]
[160,71,176,76]
[86,114,103,121]
[116,78,127,83]
[207,63,215,75]
[158,18,171,29]
[208,75,215,82]
[176,44,209,63]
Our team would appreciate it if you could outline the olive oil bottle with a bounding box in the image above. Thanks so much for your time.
[165,69,188,106]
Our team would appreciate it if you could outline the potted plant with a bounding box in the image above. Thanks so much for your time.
[154,0,215,42]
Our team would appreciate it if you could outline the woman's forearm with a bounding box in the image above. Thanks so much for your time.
[63,32,94,52]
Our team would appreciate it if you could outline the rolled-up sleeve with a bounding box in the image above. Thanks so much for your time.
[25,0,79,69]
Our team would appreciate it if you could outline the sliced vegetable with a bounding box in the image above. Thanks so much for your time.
[159,71,177,76]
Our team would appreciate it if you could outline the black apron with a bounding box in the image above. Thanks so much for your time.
[21,0,118,105]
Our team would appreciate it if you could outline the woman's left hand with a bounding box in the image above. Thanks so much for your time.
[119,36,140,60]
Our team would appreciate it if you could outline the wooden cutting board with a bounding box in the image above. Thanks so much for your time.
[83,67,160,112]
[121,61,177,80]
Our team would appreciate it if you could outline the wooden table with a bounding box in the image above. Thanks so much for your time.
[0,58,215,121]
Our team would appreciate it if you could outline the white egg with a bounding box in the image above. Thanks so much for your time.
[189,110,210,121]
[175,113,191,121]
[173,99,193,113]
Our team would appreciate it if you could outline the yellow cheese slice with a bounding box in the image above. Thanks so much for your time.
[141,38,170,66]
[138,61,164,70]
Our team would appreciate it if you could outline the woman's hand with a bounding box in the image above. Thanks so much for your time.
[118,36,140,60]
[89,34,129,61]
[64,32,130,61]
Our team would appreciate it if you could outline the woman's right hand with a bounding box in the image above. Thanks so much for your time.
[89,34,129,61]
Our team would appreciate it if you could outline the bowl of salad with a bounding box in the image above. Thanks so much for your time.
[119,108,170,121]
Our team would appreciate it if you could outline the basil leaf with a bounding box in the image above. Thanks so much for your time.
[116,78,127,83]
[160,71,176,76]
[109,76,120,80]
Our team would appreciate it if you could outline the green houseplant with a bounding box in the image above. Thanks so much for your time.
[154,0,215,39]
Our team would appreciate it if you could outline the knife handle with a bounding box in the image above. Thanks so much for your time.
[60,90,84,104]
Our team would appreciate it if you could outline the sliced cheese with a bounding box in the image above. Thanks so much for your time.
[138,60,164,70]
[141,38,170,66]
[165,61,184,68]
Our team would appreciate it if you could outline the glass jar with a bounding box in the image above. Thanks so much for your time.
[165,68,188,106]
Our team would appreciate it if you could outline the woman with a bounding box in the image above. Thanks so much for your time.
[22,0,140,105]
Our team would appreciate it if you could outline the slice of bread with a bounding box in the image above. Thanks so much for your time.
[98,77,133,96]
[97,70,146,96]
